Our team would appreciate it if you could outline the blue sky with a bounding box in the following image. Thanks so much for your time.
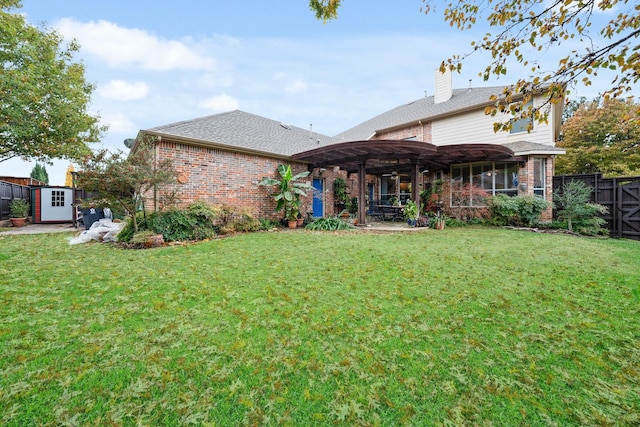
[2,0,629,184]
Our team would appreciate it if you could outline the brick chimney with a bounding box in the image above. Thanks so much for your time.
[434,68,452,104]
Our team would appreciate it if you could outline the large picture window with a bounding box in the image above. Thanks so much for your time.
[451,162,518,207]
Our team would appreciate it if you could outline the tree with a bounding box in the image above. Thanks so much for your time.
[309,0,640,130]
[64,163,75,187]
[0,0,105,164]
[75,137,177,234]
[30,162,49,184]
[556,98,640,176]
[554,180,608,235]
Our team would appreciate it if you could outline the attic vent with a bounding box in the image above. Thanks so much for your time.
[279,123,290,130]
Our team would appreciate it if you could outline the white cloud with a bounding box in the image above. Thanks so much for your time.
[194,73,234,89]
[55,18,216,71]
[99,112,138,135]
[285,79,308,95]
[98,80,149,101]
[199,94,240,112]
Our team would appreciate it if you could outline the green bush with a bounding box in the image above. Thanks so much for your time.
[149,209,198,242]
[213,204,261,234]
[259,218,281,230]
[116,212,147,242]
[116,202,264,243]
[129,230,159,248]
[305,217,353,231]
[489,194,551,227]
[554,181,608,235]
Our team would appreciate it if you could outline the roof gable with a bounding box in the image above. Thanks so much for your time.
[334,86,505,142]
[145,110,336,157]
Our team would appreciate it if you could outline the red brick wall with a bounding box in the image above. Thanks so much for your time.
[153,140,313,220]
[517,156,554,221]
[308,167,350,216]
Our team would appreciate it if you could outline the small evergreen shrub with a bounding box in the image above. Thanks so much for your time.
[212,204,260,234]
[489,194,551,227]
[149,209,198,242]
[554,181,608,235]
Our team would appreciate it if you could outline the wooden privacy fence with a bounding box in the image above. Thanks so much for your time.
[553,173,640,241]
[0,181,31,221]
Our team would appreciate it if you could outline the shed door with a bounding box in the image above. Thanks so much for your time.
[312,179,324,218]
[40,188,73,221]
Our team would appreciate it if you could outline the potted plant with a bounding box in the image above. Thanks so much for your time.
[403,199,419,227]
[9,199,30,227]
[333,177,348,211]
[286,199,301,228]
[259,164,312,229]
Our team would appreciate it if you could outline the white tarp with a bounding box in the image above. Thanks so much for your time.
[68,219,125,245]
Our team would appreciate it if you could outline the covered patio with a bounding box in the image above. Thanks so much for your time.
[292,140,518,225]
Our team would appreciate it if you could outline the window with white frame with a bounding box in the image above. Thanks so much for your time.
[451,162,519,207]
[533,158,546,198]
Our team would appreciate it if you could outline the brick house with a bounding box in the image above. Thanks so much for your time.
[136,71,564,224]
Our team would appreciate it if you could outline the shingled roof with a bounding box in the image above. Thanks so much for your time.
[144,110,337,157]
[334,86,506,142]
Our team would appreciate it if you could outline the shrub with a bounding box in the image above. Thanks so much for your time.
[116,202,262,244]
[148,209,198,242]
[9,199,30,218]
[305,217,353,231]
[489,194,551,227]
[212,204,260,234]
[554,180,609,235]
[187,200,218,240]
[117,212,147,242]
[259,218,281,230]
[129,230,162,249]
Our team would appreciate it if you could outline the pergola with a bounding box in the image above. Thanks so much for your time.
[292,140,517,225]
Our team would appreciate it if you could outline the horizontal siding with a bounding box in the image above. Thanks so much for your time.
[433,96,556,147]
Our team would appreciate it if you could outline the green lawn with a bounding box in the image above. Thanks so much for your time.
[1,228,639,426]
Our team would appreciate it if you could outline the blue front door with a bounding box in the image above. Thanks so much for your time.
[312,178,324,217]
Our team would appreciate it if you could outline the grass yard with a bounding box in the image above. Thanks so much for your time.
[1,227,639,426]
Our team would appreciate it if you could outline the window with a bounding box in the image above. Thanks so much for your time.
[51,190,65,207]
[451,162,519,207]
[510,100,533,134]
[533,158,546,198]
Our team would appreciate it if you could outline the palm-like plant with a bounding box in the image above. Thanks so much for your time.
[259,164,312,221]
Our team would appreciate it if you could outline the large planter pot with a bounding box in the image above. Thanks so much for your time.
[296,218,304,227]
[10,217,26,228]
[288,220,297,229]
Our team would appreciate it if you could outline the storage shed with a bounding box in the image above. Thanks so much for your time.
[30,186,74,223]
